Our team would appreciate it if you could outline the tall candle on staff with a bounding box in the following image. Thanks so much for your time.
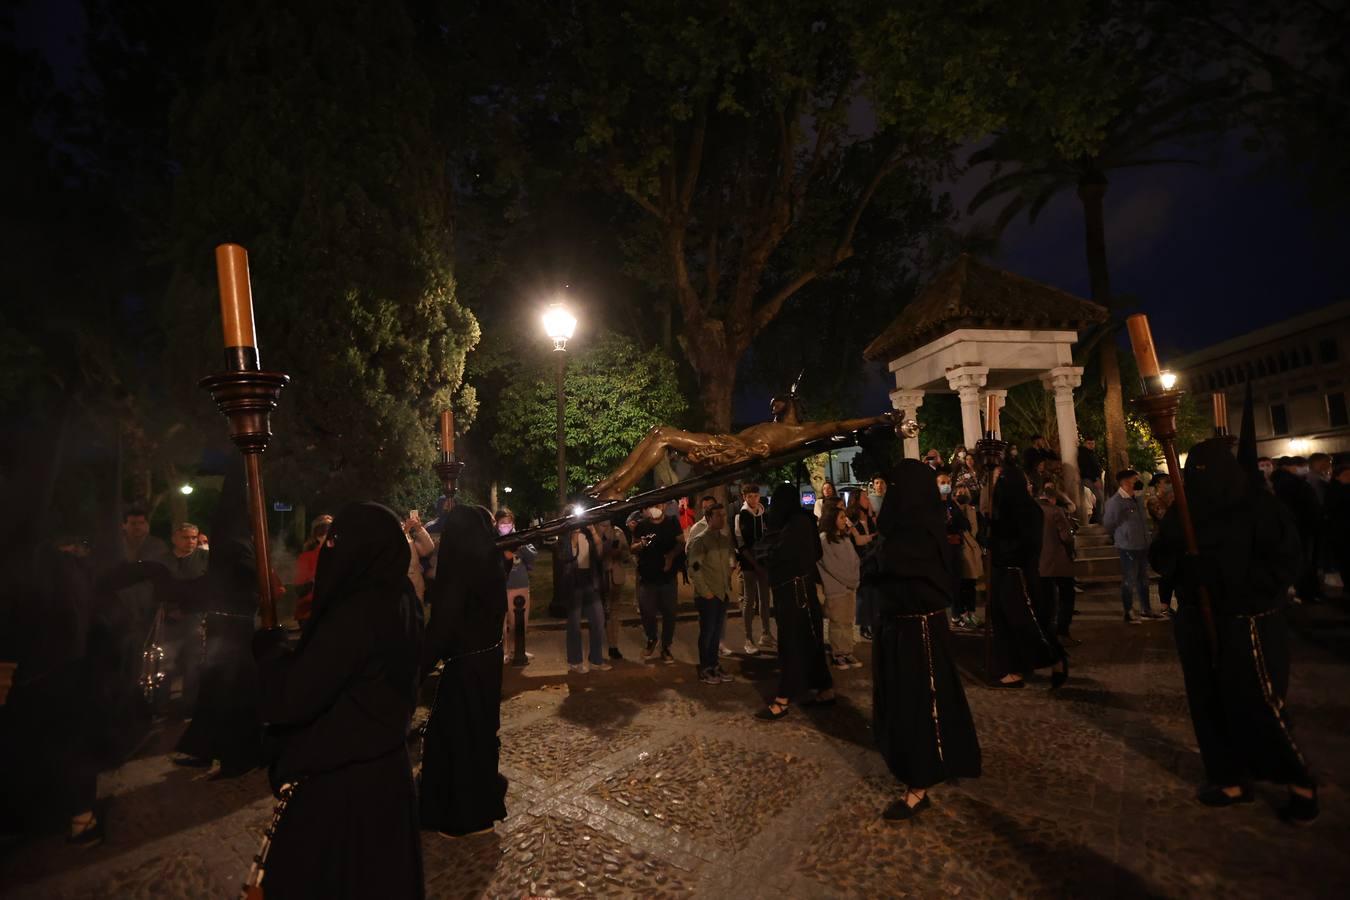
[1125,314,1164,394]
[216,243,260,371]
[985,393,1000,438]
[439,409,454,459]
[1211,392,1229,436]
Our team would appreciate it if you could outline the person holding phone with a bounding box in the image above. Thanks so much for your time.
[403,509,435,605]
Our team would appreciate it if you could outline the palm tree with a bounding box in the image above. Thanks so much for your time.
[967,80,1234,473]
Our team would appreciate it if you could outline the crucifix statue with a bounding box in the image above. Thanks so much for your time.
[586,389,910,500]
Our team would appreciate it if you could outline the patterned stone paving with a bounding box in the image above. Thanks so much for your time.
[3,595,1349,899]
[590,735,822,848]
[500,718,654,783]
[424,815,692,899]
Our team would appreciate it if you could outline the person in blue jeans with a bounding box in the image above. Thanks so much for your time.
[563,525,611,673]
[1101,469,1158,623]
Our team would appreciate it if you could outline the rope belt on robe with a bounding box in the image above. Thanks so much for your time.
[1241,608,1311,776]
[241,781,298,900]
[881,608,947,764]
[773,575,820,642]
[996,565,1054,653]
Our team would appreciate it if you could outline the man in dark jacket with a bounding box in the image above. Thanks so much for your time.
[1271,457,1322,603]
[734,483,774,653]
[633,504,683,664]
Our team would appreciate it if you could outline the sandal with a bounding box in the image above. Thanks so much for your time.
[755,700,790,720]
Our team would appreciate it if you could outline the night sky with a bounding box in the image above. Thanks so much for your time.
[18,2,1350,409]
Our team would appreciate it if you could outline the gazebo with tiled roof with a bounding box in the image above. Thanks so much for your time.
[864,254,1107,508]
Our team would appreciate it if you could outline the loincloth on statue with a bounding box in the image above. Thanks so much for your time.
[683,434,772,469]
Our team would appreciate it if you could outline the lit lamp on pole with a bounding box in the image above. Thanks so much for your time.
[542,301,577,508]
[543,300,577,611]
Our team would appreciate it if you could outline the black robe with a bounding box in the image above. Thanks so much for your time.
[1151,439,1313,789]
[765,485,832,700]
[0,548,105,832]
[870,460,981,789]
[988,467,1060,677]
[254,502,425,900]
[176,459,261,771]
[419,505,509,835]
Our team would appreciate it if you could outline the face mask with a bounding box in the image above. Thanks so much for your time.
[647,506,664,520]
[1296,466,1310,477]
[497,523,514,535]
[939,483,952,496]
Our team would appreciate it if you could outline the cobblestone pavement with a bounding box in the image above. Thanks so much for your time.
[3,593,1349,899]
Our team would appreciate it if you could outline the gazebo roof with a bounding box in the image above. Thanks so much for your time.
[863,254,1109,362]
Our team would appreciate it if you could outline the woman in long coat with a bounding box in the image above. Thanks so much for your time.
[419,505,509,835]
[251,503,425,899]
[756,483,834,720]
[869,460,982,820]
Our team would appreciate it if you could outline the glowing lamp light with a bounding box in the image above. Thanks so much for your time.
[1160,371,1178,391]
[179,484,194,495]
[503,486,513,494]
[543,303,577,351]
[1288,438,1311,454]
[570,504,585,518]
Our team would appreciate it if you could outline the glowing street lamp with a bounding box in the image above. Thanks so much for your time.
[179,484,195,496]
[1160,371,1178,391]
[542,303,577,352]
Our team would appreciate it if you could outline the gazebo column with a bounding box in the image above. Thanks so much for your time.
[946,366,989,450]
[978,389,1007,440]
[1041,366,1086,522]
[889,388,925,459]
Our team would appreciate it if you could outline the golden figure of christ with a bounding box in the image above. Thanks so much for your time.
[586,396,903,500]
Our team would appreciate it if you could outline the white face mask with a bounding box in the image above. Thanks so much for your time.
[647,506,664,521]
[939,483,952,496]
[1296,466,1310,477]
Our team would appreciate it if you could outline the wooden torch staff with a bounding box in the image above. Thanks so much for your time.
[434,407,464,507]
[1124,314,1217,658]
[200,243,290,628]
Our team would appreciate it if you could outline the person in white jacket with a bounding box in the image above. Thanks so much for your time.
[818,503,862,668]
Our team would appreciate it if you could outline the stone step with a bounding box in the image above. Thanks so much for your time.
[1075,555,1122,578]
[1074,533,1114,549]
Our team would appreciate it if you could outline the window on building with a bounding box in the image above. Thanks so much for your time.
[1319,338,1340,364]
[1267,355,1277,373]
[1301,345,1313,366]
[1237,367,1246,383]
[1207,373,1217,391]
[1329,393,1349,429]
[1270,403,1290,436]
[1277,353,1288,373]
[1256,359,1267,377]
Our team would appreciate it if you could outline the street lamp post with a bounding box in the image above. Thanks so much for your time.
[542,301,577,607]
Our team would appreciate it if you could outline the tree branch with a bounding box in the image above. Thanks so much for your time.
[678,102,707,216]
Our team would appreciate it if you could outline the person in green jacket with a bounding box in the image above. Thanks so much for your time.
[687,503,735,685]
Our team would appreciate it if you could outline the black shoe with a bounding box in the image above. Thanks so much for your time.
[859,626,873,641]
[608,647,623,660]
[1281,789,1319,825]
[1050,657,1069,690]
[171,755,211,768]
[882,794,931,822]
[1196,784,1254,807]
[66,816,105,849]
[660,647,676,665]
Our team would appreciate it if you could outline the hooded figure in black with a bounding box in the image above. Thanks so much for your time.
[175,457,263,775]
[252,502,425,899]
[0,542,110,843]
[419,504,509,836]
[868,460,981,820]
[988,464,1061,686]
[756,483,833,719]
[1149,439,1316,821]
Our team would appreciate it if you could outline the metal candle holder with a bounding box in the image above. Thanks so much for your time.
[200,369,290,628]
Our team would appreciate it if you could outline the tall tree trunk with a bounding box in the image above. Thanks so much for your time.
[697,358,737,508]
[1077,171,1130,474]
